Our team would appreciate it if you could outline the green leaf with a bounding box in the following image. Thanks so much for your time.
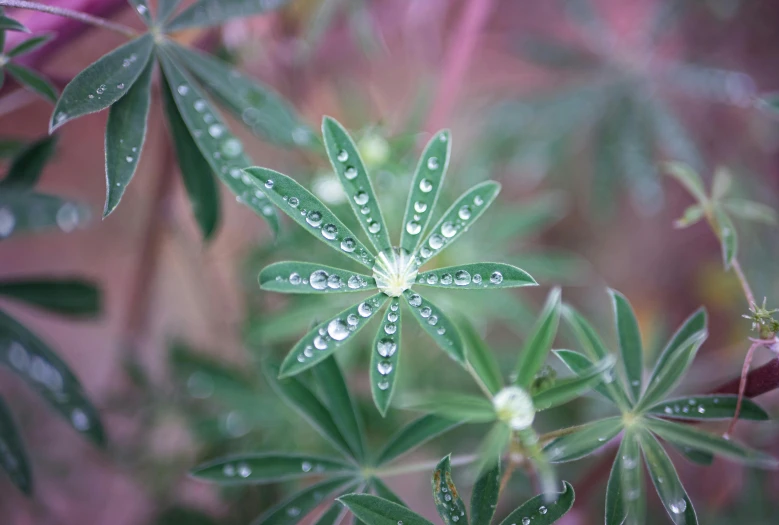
[169,43,311,148]
[259,262,376,294]
[470,460,500,525]
[0,396,32,494]
[0,138,24,158]
[371,298,402,416]
[0,279,100,318]
[8,34,53,58]
[417,182,500,265]
[191,453,356,484]
[313,502,349,525]
[104,58,153,217]
[651,308,706,382]
[166,0,291,31]
[417,263,536,290]
[0,190,89,240]
[404,392,496,423]
[312,356,366,463]
[647,394,769,421]
[338,494,434,525]
[514,288,561,388]
[376,415,461,465]
[647,418,778,468]
[722,198,777,225]
[714,207,737,269]
[604,447,626,525]
[0,135,57,190]
[157,0,183,23]
[263,361,355,458]
[638,430,697,525]
[279,293,388,377]
[553,349,631,408]
[371,477,407,507]
[474,422,510,475]
[668,443,714,466]
[560,304,609,361]
[6,63,58,104]
[403,290,465,364]
[156,49,280,233]
[532,356,615,411]
[432,455,469,525]
[399,130,451,253]
[322,116,391,253]
[0,15,28,32]
[609,289,643,401]
[252,475,355,525]
[243,167,375,268]
[127,1,152,23]
[617,430,645,525]
[544,417,623,463]
[460,318,502,396]
[711,167,732,201]
[0,310,105,445]
[638,332,707,411]
[162,75,221,239]
[497,481,575,525]
[50,35,154,131]
[664,162,708,205]
[674,204,705,229]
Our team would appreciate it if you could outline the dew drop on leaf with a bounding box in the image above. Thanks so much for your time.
[358,302,373,317]
[419,179,433,193]
[321,223,338,240]
[414,201,427,213]
[337,150,349,162]
[327,319,350,340]
[490,271,503,284]
[0,207,16,237]
[306,210,323,227]
[427,157,439,170]
[310,270,328,290]
[454,270,471,286]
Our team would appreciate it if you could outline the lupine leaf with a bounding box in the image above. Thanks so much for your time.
[127,0,152,23]
[460,318,502,396]
[314,501,349,525]
[664,162,708,204]
[0,16,28,32]
[711,167,732,201]
[553,349,631,408]
[604,446,626,525]
[470,460,500,525]
[638,331,707,411]
[0,310,105,445]
[514,288,561,388]
[190,453,356,484]
[8,34,53,58]
[312,356,366,463]
[532,356,614,411]
[400,130,451,253]
[263,361,355,458]
[322,116,391,253]
[371,298,402,416]
[674,204,704,229]
[157,0,183,23]
[609,289,643,401]
[50,35,154,131]
[432,455,469,525]
[156,49,280,233]
[162,75,221,239]
[371,477,407,507]
[714,207,737,269]
[638,430,697,525]
[166,0,291,31]
[618,430,645,525]
[496,481,575,525]
[544,417,623,463]
[6,64,57,103]
[0,279,100,318]
[668,443,714,466]
[252,475,355,525]
[260,262,376,294]
[403,291,465,364]
[104,58,153,217]
[404,392,496,423]
[376,415,461,465]
[0,396,31,494]
[474,422,510,475]
[722,199,777,225]
[243,167,374,268]
[560,304,609,360]
[647,418,778,468]
[279,293,388,377]
[0,191,89,240]
[0,135,57,190]
[648,394,769,421]
[416,182,501,265]
[650,308,706,381]
[417,263,536,290]
[338,494,435,525]
[170,43,312,147]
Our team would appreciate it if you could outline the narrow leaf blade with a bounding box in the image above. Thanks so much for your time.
[167,0,290,31]
[191,453,356,484]
[648,394,769,421]
[371,298,402,416]
[514,288,561,388]
[460,318,503,396]
[0,16,28,32]
[0,191,89,240]
[0,396,32,494]
[403,392,496,423]
[544,417,623,463]
[619,430,645,525]
[553,349,631,408]
[609,289,643,401]
[6,63,58,104]
[377,415,461,465]
[338,494,435,525]
[0,279,100,318]
[664,162,707,204]
[497,481,575,525]
[1,135,57,190]
[252,476,355,525]
[260,262,375,294]
[722,198,777,225]
[714,207,738,270]
[639,331,707,411]
[8,34,53,58]
[403,291,465,364]
[470,460,500,525]
[432,455,469,525]
[417,263,536,290]
[532,356,615,411]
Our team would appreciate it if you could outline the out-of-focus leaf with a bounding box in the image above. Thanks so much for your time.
[127,1,152,23]
[609,289,643,401]
[651,98,703,171]
[0,139,24,158]
[376,415,461,465]
[756,92,779,115]
[371,477,407,507]
[514,288,561,387]
[497,481,575,525]
[417,263,536,290]
[532,356,614,411]
[8,34,53,58]
[0,16,28,32]
[0,279,100,318]
[166,0,290,31]
[674,204,705,229]
[722,199,777,225]
[251,475,355,525]
[639,332,707,411]
[545,417,623,463]
[157,0,183,23]
[371,298,402,416]
[0,311,105,445]
[664,162,707,205]
[474,422,510,475]
[50,35,154,131]
[432,455,469,525]
[648,394,769,421]
[470,460,500,525]
[460,318,503,396]
[338,494,435,525]
[6,64,57,103]
[0,135,57,190]
[668,442,714,467]
[403,291,465,364]
[259,262,375,294]
[0,396,31,494]
[714,207,737,269]
[191,453,356,484]
[639,430,697,525]
[104,58,153,217]
[313,502,348,525]
[0,191,89,239]
[404,393,495,423]
[711,167,732,201]
[518,37,595,70]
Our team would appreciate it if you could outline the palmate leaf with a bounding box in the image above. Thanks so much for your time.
[496,481,575,525]
[0,396,31,494]
[664,162,708,205]
[404,392,495,423]
[245,167,375,268]
[399,130,451,253]
[416,182,501,266]
[371,298,402,416]
[403,290,465,364]
[0,135,57,190]
[0,190,89,240]
[470,461,499,525]
[432,455,469,525]
[50,35,155,131]
[191,453,356,484]
[545,416,623,463]
[260,263,375,294]
[338,494,435,525]
[609,289,643,401]
[531,355,614,411]
[460,319,502,396]
[514,288,561,388]
[279,293,388,377]
[0,310,105,445]
[166,0,291,31]
[252,475,357,525]
[0,278,100,318]
[376,415,461,465]
[553,349,632,408]
[6,63,58,104]
[417,263,536,290]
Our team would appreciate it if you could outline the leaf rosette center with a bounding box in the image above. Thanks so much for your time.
[372,247,419,297]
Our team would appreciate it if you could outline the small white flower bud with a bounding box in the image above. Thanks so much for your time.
[493,386,535,430]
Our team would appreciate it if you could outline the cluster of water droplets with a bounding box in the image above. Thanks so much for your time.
[404,133,448,236]
[436,480,465,524]
[0,200,89,238]
[373,248,419,297]
[274,269,369,291]
[334,148,384,235]
[375,302,400,391]
[406,293,449,339]
[419,269,504,288]
[661,397,710,416]
[221,461,253,479]
[415,193,486,264]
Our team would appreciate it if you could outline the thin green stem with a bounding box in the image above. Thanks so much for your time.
[731,258,756,307]
[373,454,477,478]
[465,362,496,399]
[0,0,138,37]
[537,422,594,444]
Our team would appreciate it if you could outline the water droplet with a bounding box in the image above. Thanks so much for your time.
[384,323,397,334]
[301,461,312,472]
[539,507,547,515]
[288,273,301,285]
[437,327,446,335]
[306,210,323,227]
[0,207,16,237]
[458,205,472,220]
[377,362,393,375]
[354,191,369,205]
[670,499,687,514]
[56,203,81,232]
[314,336,328,350]
[377,339,397,357]
[490,271,503,284]
[697,405,706,414]
[310,270,328,290]
[221,138,243,158]
[358,302,373,317]
[474,195,484,206]
[440,273,453,285]
[473,274,483,284]
[286,507,300,517]
[378,380,390,391]
[223,464,236,477]
[321,223,338,240]
[406,221,421,235]
[327,319,350,340]
[522,518,530,525]
[452,515,459,522]
[388,311,399,323]
[327,274,342,289]
[444,494,452,502]
[117,83,125,89]
[454,270,471,286]
[347,275,364,289]
[428,315,438,326]
[664,406,673,414]
[96,84,106,95]
[125,156,134,163]
[71,408,90,431]
[441,222,457,237]
[368,221,381,234]
[409,294,422,307]
[414,201,427,213]
[420,306,432,318]
[207,124,224,139]
[136,4,147,14]
[345,167,357,179]
[419,179,433,192]
[429,234,444,249]
[177,84,189,96]
[88,94,94,99]
[337,150,349,162]
[194,100,206,112]
[420,246,432,258]
[426,274,438,284]
[341,237,356,252]
[622,455,637,469]
[427,157,439,170]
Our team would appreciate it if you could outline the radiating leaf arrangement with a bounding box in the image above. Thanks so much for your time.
[191,356,462,525]
[545,290,775,524]
[340,455,575,525]
[47,0,312,238]
[403,288,615,496]
[0,9,57,103]
[250,116,536,414]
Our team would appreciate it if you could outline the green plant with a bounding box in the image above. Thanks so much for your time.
[0,9,56,102]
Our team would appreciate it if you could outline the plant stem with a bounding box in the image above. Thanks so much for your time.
[375,454,477,478]
[724,340,763,438]
[465,362,497,399]
[731,258,756,307]
[537,422,592,444]
[0,0,137,37]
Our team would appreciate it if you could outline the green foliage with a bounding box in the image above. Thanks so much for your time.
[0,11,57,103]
